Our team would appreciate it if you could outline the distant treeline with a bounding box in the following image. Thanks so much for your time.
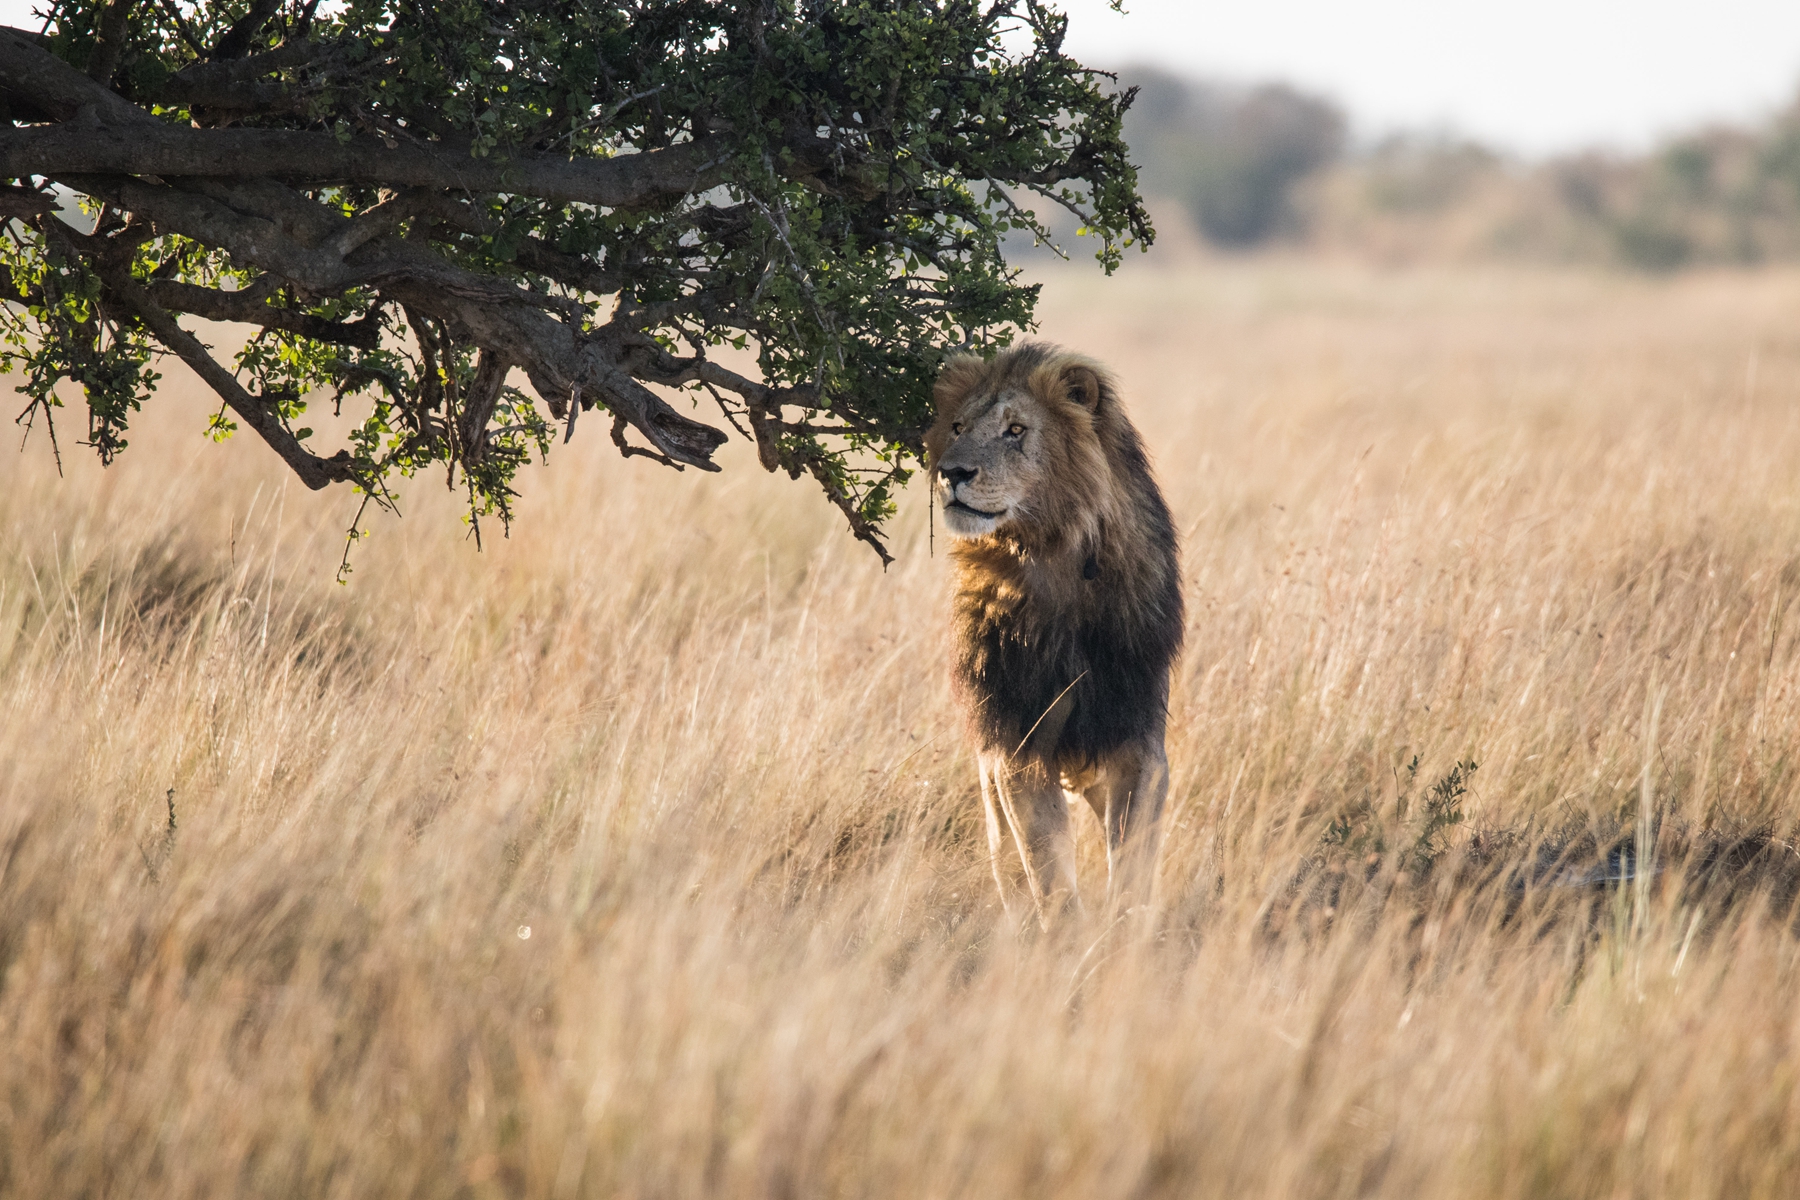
[1120,67,1345,248]
[1116,66,1800,270]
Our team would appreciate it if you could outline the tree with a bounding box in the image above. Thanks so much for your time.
[0,1,1149,566]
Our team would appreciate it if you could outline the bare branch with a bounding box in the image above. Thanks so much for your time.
[4,122,733,212]
[142,280,382,348]
[63,173,355,291]
[456,349,509,466]
[58,166,726,474]
[151,1,204,56]
[161,36,345,109]
[609,411,680,468]
[0,25,149,125]
[804,454,893,567]
[328,189,427,258]
[71,176,577,325]
[0,183,53,219]
[373,274,727,472]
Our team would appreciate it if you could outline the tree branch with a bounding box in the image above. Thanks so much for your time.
[0,2,1148,561]
[60,167,725,472]
[456,349,508,465]
[152,0,204,57]
[160,36,345,109]
[0,28,731,208]
[85,0,136,85]
[207,0,281,61]
[1,121,735,212]
[370,272,727,472]
[63,172,355,291]
[142,280,382,348]
[411,192,622,296]
[0,25,148,125]
[0,183,53,219]
[77,236,364,490]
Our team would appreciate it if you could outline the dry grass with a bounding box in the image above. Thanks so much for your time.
[5,260,1800,1197]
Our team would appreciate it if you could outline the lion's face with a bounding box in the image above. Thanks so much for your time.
[930,388,1056,537]
[926,348,1112,541]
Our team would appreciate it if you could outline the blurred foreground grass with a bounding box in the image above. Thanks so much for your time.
[4,261,1800,1197]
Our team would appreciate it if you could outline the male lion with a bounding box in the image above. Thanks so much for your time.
[927,343,1183,926]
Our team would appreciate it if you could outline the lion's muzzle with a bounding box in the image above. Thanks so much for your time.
[937,462,1005,534]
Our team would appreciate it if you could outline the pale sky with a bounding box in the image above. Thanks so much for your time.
[1059,0,1800,156]
[6,1,1798,158]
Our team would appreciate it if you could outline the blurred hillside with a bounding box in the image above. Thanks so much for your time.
[1113,67,1800,270]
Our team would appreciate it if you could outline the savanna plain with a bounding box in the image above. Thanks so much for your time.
[4,259,1800,1198]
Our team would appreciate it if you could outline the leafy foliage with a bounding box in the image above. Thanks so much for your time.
[0,0,1149,566]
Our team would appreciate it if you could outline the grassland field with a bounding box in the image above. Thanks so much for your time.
[4,258,1800,1197]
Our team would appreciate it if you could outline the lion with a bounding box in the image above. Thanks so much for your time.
[926,343,1184,927]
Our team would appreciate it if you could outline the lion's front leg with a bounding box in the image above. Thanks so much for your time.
[978,754,1029,919]
[980,751,1082,928]
[1093,733,1170,916]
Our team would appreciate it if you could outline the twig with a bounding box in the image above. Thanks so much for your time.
[14,394,63,475]
[155,0,206,56]
[337,491,373,583]
[986,178,1070,260]
[550,85,666,148]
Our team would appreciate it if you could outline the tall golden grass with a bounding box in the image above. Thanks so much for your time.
[4,260,1800,1197]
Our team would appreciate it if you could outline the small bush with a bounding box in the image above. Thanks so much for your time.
[1322,755,1478,876]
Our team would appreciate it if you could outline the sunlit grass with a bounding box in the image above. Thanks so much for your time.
[3,260,1800,1197]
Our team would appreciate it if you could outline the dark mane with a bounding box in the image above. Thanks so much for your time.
[935,344,1184,766]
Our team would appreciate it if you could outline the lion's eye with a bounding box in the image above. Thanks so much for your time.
[1006,423,1026,437]
[951,422,964,435]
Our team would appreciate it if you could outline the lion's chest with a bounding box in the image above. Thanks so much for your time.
[954,564,1093,666]
[947,536,1179,763]
[951,567,1113,749]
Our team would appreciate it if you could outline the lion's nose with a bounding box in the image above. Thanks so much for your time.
[940,464,978,487]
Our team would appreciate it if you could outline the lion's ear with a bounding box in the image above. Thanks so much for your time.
[1063,364,1102,411]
